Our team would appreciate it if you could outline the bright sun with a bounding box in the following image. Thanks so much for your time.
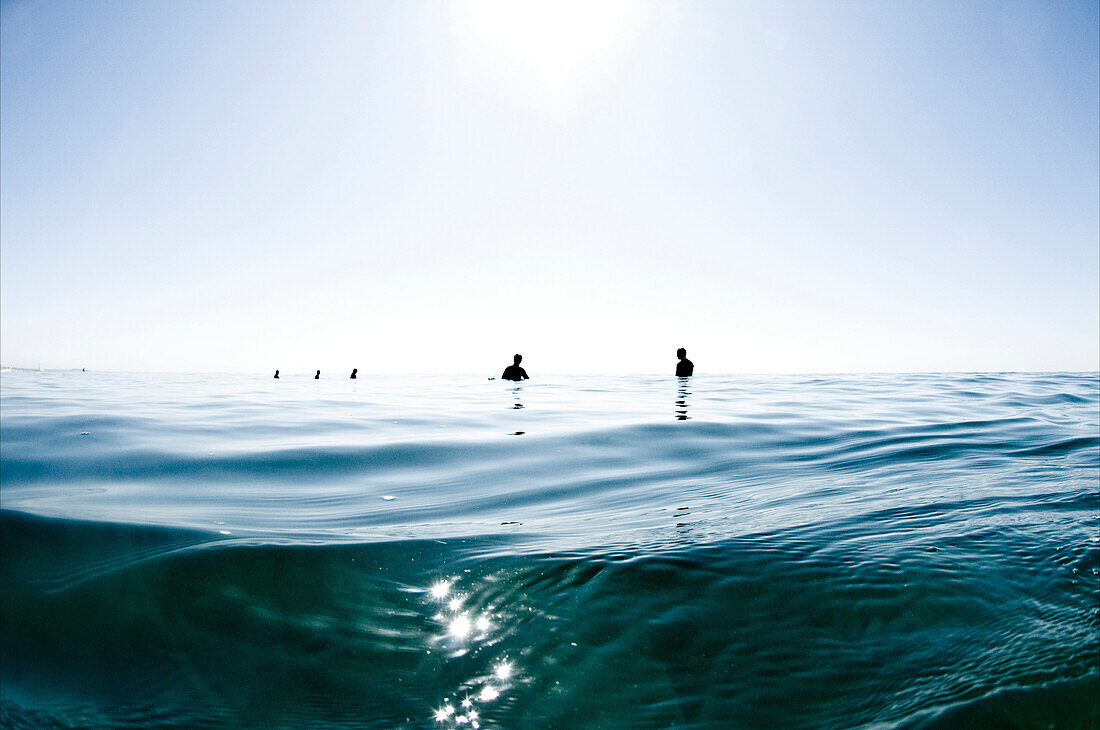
[461,0,637,97]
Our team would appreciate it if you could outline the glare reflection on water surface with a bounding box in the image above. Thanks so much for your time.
[426,575,517,728]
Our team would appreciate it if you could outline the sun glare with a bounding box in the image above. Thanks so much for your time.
[462,0,637,96]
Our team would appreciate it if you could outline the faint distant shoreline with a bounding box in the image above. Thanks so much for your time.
[0,366,76,372]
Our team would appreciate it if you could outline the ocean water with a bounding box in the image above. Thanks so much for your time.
[1,370,1097,729]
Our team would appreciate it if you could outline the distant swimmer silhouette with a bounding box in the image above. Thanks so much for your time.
[274,370,280,379]
[350,368,357,379]
[676,348,694,377]
[501,354,529,381]
[315,370,321,379]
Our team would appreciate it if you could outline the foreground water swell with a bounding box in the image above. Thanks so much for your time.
[1,371,1098,728]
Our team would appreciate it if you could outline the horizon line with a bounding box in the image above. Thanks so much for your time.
[3,366,1099,378]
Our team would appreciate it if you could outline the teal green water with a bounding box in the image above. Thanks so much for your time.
[1,371,1097,728]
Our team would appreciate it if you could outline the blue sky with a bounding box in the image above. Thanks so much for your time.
[2,0,1097,374]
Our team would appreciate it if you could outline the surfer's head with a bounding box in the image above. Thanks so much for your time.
[677,348,687,360]
[513,354,523,365]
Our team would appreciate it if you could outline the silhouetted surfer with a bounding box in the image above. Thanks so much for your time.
[274,370,280,379]
[315,370,321,379]
[350,368,357,379]
[676,348,694,377]
[502,354,529,381]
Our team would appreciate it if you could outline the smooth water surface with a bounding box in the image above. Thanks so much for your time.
[1,370,1097,728]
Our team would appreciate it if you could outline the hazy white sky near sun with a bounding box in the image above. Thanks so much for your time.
[1,0,1097,374]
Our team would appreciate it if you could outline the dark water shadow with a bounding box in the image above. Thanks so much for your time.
[675,379,691,421]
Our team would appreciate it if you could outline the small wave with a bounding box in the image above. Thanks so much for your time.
[1009,436,1100,457]
[4,510,1097,729]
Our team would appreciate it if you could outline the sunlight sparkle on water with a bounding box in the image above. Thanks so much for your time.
[449,615,473,639]
[423,575,518,726]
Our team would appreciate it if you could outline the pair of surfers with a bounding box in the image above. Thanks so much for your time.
[500,348,694,382]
